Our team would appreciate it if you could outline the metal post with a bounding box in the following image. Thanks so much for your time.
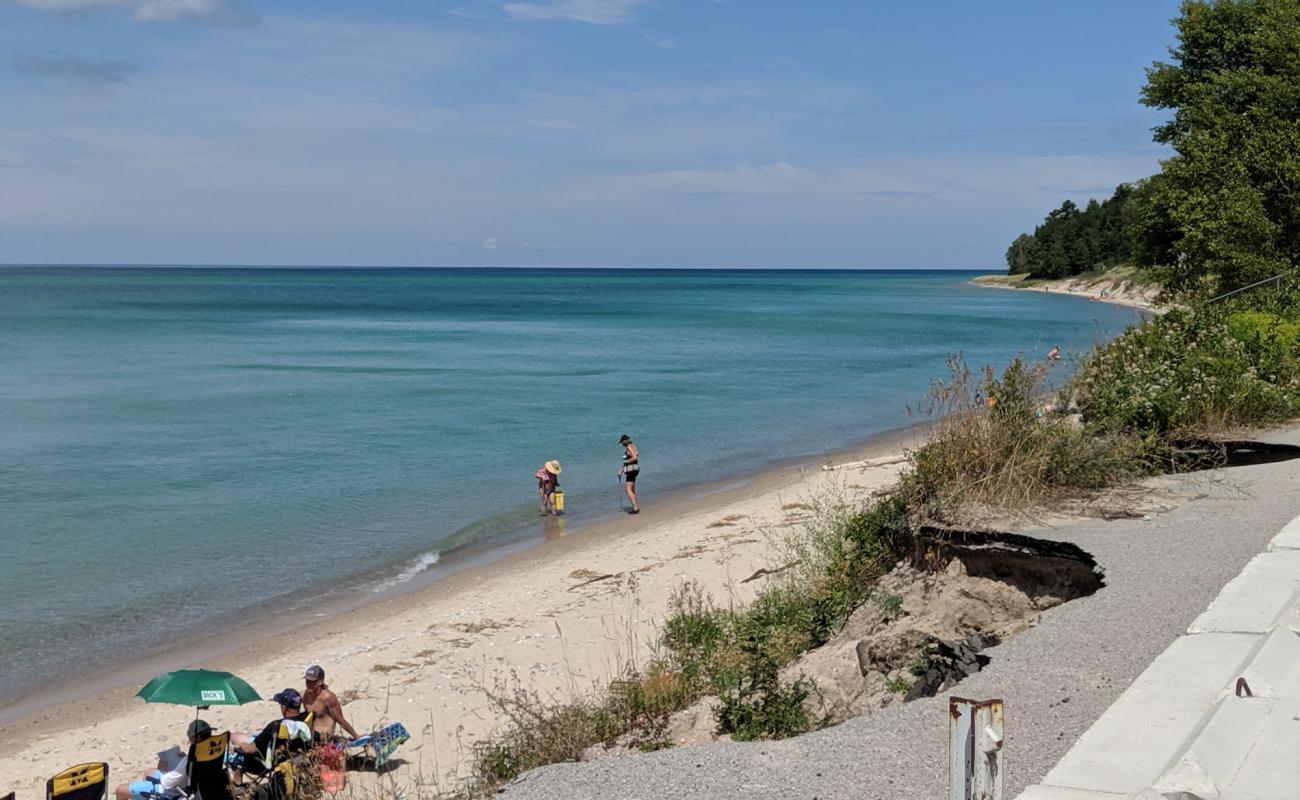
[950,697,1004,800]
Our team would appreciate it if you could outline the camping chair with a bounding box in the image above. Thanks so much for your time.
[268,711,314,765]
[187,731,232,800]
[5,789,17,800]
[47,763,109,800]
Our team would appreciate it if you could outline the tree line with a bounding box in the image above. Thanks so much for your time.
[1006,0,1300,299]
[1005,184,1143,279]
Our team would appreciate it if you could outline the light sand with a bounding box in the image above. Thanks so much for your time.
[0,434,919,796]
[972,271,1165,312]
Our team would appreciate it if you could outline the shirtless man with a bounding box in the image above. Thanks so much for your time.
[302,665,360,742]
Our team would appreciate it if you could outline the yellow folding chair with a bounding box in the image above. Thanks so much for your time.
[47,763,109,800]
[188,731,232,800]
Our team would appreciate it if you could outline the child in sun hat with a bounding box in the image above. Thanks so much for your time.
[534,460,561,516]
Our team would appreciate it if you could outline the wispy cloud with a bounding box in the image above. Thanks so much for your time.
[645,32,676,49]
[11,0,125,10]
[859,189,929,198]
[10,0,255,24]
[13,53,137,83]
[1038,185,1117,196]
[135,0,215,21]
[448,5,488,19]
[502,0,652,25]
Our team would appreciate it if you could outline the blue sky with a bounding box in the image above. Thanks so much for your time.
[1,0,1179,268]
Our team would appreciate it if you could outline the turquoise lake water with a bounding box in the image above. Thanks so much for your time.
[0,267,1140,704]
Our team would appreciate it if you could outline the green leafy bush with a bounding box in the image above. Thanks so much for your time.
[714,653,812,741]
[1076,308,1300,437]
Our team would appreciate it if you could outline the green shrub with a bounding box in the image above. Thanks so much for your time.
[886,674,911,693]
[714,653,812,741]
[661,581,739,691]
[876,592,903,619]
[1076,308,1300,437]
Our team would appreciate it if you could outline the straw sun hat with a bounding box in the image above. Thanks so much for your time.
[544,460,562,475]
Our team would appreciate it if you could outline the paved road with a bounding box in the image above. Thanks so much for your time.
[501,427,1300,800]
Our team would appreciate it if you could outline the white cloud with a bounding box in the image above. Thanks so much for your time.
[12,0,126,10]
[502,0,651,25]
[134,0,217,21]
[13,53,137,83]
[482,237,498,250]
[645,32,677,49]
[10,0,242,23]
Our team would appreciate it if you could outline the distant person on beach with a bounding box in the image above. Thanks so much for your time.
[1048,345,1061,362]
[617,434,640,514]
[534,460,561,516]
[114,719,209,800]
[302,665,360,743]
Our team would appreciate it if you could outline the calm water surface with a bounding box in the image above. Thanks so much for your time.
[0,267,1140,702]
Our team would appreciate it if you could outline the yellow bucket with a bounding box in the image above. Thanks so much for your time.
[553,489,565,512]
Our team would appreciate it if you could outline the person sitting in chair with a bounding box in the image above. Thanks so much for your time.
[114,719,210,800]
[229,689,312,780]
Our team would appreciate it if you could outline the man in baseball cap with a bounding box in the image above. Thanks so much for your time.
[302,665,360,742]
[114,720,211,800]
[229,688,312,779]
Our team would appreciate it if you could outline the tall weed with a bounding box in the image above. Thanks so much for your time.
[903,356,1143,525]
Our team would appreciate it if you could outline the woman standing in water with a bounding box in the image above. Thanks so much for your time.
[617,434,639,514]
[535,460,561,515]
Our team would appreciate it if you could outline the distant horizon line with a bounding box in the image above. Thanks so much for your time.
[0,263,994,272]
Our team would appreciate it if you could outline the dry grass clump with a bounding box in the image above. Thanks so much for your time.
[469,662,692,789]
[901,356,1145,527]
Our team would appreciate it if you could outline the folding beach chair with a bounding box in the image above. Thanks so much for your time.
[187,731,232,800]
[269,712,314,764]
[345,722,409,769]
[47,763,109,800]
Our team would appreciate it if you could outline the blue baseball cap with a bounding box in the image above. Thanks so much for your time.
[272,688,302,709]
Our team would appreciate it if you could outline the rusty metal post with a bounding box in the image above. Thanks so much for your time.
[950,697,1004,800]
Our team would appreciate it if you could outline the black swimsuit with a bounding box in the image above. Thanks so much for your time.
[623,446,639,483]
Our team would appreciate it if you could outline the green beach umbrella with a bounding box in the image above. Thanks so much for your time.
[137,669,261,708]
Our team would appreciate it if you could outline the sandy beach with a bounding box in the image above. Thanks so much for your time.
[971,269,1165,312]
[0,429,921,796]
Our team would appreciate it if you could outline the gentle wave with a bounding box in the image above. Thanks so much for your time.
[371,550,442,593]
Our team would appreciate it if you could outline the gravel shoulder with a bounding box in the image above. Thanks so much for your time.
[500,424,1300,800]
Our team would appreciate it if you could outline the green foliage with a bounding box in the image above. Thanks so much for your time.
[876,592,904,619]
[885,675,911,694]
[1074,307,1300,437]
[660,581,740,690]
[1005,184,1145,278]
[656,493,912,740]
[1139,0,1300,298]
[714,655,812,742]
